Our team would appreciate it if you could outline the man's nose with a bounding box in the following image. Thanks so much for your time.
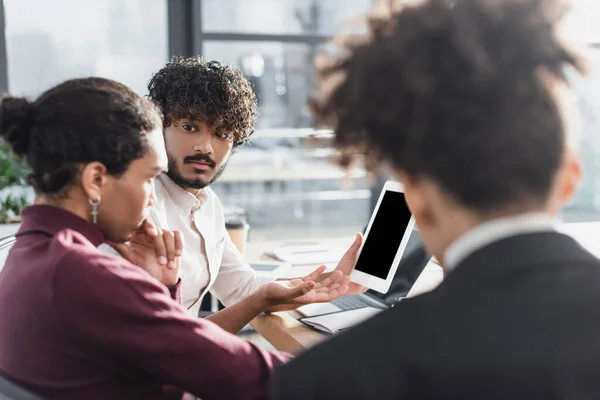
[193,132,214,154]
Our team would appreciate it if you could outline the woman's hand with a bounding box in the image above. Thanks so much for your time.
[107,220,183,287]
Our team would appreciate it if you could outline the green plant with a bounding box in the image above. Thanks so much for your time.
[0,142,29,224]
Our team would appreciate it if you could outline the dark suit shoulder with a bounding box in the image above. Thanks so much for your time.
[272,233,600,400]
[271,293,436,400]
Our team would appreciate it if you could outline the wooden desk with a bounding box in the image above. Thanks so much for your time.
[245,222,600,353]
[245,238,444,354]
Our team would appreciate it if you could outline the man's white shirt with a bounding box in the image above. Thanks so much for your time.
[148,174,274,316]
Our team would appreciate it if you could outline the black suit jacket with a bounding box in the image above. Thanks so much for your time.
[271,232,600,399]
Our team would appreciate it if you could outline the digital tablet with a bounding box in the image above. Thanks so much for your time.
[350,180,416,293]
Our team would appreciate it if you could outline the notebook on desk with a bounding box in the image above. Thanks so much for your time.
[300,307,383,335]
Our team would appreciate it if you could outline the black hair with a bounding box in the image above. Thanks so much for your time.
[147,56,258,146]
[0,77,162,195]
[312,0,585,212]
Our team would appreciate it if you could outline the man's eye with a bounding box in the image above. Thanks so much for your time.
[182,124,195,132]
[215,131,233,140]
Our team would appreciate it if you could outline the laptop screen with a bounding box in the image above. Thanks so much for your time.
[365,229,429,305]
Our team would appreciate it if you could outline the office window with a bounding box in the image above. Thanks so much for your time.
[564,0,600,43]
[559,1,600,221]
[563,47,600,222]
[203,40,319,129]
[202,0,372,36]
[199,0,374,240]
[203,40,370,239]
[4,0,168,97]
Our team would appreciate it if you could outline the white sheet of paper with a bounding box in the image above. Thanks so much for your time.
[269,245,346,265]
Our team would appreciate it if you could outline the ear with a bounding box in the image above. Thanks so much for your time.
[80,162,109,202]
[559,148,582,205]
[395,169,427,227]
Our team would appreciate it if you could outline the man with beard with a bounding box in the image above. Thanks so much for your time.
[143,56,365,331]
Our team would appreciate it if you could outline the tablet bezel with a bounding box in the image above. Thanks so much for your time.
[350,180,416,294]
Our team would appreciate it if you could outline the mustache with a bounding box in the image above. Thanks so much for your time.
[184,154,216,168]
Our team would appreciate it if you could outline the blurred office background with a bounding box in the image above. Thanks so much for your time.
[1,0,600,240]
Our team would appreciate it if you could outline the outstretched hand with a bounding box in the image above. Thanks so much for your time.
[261,265,351,307]
[330,233,368,295]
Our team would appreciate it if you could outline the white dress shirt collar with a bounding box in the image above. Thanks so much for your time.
[158,174,207,219]
[444,212,559,271]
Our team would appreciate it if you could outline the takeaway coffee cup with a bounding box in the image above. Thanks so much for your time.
[225,217,249,255]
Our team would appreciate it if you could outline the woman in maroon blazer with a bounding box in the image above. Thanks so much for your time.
[0,77,347,400]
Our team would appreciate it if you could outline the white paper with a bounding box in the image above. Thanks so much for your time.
[300,307,383,334]
[269,245,346,265]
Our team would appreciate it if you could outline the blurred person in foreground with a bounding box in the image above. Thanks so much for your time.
[270,0,600,399]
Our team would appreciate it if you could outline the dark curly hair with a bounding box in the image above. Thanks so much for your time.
[0,77,162,196]
[312,0,585,213]
[147,56,259,146]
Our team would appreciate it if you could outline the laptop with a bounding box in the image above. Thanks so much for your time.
[297,229,429,318]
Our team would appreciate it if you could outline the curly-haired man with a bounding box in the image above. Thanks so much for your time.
[141,56,365,332]
[270,0,600,399]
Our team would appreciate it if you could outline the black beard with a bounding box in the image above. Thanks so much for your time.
[166,155,227,189]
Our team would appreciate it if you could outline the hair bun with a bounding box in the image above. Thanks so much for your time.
[0,95,34,156]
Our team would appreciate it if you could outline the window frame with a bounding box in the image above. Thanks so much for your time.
[167,0,331,59]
